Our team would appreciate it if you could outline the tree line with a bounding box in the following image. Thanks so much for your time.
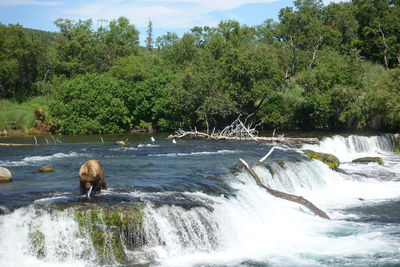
[0,0,399,134]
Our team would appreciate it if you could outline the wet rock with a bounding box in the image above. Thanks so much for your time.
[34,166,54,173]
[277,160,287,169]
[29,228,46,258]
[72,204,145,265]
[303,150,340,170]
[394,136,400,153]
[352,157,384,165]
[0,167,12,183]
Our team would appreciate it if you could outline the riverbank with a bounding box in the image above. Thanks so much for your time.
[0,97,52,137]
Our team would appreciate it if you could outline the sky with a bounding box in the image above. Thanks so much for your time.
[0,0,337,43]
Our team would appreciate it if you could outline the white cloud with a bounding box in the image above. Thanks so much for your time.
[0,0,62,6]
[56,0,279,29]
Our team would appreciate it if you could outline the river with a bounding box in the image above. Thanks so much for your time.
[0,133,399,266]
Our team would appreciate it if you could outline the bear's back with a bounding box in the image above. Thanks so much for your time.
[79,160,103,179]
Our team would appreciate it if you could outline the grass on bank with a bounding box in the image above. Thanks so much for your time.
[0,96,52,134]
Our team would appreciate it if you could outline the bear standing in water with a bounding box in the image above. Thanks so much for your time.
[79,160,107,197]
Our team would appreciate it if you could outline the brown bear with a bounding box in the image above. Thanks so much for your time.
[79,160,107,197]
[34,108,45,121]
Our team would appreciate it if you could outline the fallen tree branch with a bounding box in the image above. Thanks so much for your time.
[238,158,330,219]
[259,146,280,163]
[168,115,319,145]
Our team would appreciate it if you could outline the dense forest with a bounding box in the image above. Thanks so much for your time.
[0,0,399,135]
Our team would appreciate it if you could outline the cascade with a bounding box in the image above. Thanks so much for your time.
[1,134,400,266]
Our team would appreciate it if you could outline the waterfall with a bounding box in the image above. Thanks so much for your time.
[0,206,93,267]
[1,137,400,266]
[302,134,398,161]
[140,157,400,266]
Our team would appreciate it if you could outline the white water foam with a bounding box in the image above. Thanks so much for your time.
[138,144,160,148]
[151,150,241,157]
[142,154,400,267]
[0,207,92,267]
[109,146,138,151]
[1,136,400,266]
[302,134,396,162]
[0,152,87,167]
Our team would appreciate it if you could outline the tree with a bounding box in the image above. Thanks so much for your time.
[96,17,139,72]
[53,18,95,77]
[353,0,400,68]
[146,19,153,51]
[277,0,340,76]
[293,49,364,129]
[0,24,47,100]
[324,2,359,55]
[53,17,139,75]
[155,32,179,50]
[367,67,400,130]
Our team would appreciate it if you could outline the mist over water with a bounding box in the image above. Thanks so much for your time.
[0,133,400,266]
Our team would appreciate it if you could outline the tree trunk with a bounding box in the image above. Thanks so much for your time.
[378,24,389,69]
[239,158,330,219]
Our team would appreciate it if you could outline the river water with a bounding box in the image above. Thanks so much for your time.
[0,133,399,267]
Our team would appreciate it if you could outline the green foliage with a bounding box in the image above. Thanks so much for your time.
[50,74,132,134]
[53,17,139,76]
[0,24,48,100]
[353,0,400,68]
[2,0,399,134]
[368,67,400,130]
[0,96,52,132]
[146,19,153,51]
[324,2,359,54]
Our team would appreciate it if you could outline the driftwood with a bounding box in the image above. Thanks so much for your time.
[168,115,319,145]
[170,115,260,141]
[0,143,36,146]
[239,158,330,219]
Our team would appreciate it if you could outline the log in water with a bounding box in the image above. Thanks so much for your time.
[239,158,330,219]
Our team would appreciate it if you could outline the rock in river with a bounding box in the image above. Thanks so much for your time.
[303,150,340,170]
[352,157,384,165]
[34,166,55,173]
[0,167,12,183]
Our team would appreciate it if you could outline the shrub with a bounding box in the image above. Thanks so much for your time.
[50,74,132,134]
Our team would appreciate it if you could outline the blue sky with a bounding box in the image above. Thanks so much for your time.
[0,0,336,43]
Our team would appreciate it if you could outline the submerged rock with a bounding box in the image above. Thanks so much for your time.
[303,150,340,170]
[0,166,12,183]
[277,160,287,170]
[72,204,145,265]
[352,157,384,165]
[394,136,400,153]
[34,166,54,173]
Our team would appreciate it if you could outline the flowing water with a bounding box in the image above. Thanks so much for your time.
[0,133,400,267]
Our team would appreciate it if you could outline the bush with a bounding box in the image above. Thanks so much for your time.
[368,68,400,131]
[50,74,133,134]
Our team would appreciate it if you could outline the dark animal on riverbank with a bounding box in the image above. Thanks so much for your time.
[79,160,106,197]
[34,108,45,121]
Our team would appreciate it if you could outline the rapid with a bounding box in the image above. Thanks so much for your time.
[0,133,399,266]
